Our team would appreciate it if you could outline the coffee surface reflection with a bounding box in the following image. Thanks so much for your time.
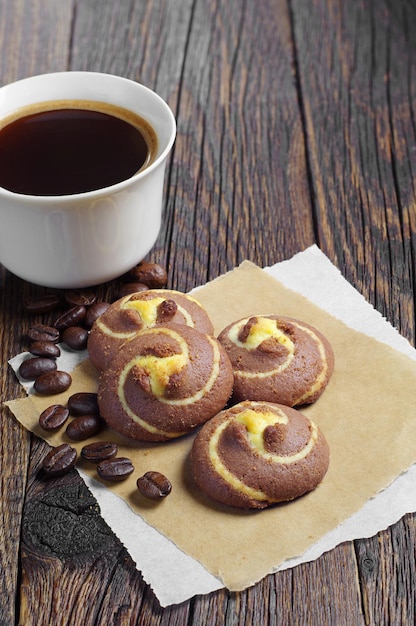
[0,100,158,196]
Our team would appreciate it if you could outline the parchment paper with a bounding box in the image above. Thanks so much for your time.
[6,246,416,606]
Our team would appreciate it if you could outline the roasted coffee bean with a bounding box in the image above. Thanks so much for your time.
[118,282,149,298]
[29,340,61,358]
[19,356,57,380]
[81,441,118,463]
[84,302,110,328]
[24,293,62,314]
[66,414,106,441]
[27,323,60,343]
[128,261,167,288]
[136,471,172,500]
[42,443,77,476]
[62,326,89,350]
[97,457,134,482]
[39,404,70,431]
[54,305,86,331]
[33,370,72,395]
[64,289,97,307]
[67,392,99,416]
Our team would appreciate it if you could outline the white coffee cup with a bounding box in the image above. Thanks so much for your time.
[0,71,176,288]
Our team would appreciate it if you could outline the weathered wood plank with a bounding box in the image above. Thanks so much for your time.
[0,3,74,623]
[290,0,416,622]
[355,516,416,626]
[289,0,416,341]
[0,0,73,84]
[163,0,316,290]
[191,543,365,625]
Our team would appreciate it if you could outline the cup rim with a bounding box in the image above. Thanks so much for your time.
[0,71,177,202]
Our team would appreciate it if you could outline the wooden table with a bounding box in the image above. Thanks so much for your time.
[1,0,415,623]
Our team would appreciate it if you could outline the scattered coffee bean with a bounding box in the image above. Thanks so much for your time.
[118,282,149,298]
[62,326,89,350]
[67,392,99,416]
[29,340,61,358]
[19,356,57,380]
[54,305,86,331]
[128,261,167,288]
[136,471,172,500]
[33,370,72,395]
[42,443,77,476]
[84,301,110,329]
[97,457,134,482]
[39,404,70,431]
[80,441,118,463]
[24,293,62,314]
[64,289,97,307]
[28,323,60,343]
[66,414,106,441]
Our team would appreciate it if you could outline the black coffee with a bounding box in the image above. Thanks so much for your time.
[0,100,157,195]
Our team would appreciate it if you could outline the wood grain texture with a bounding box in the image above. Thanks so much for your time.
[0,0,73,83]
[162,0,315,290]
[0,328,29,625]
[290,0,416,342]
[0,0,415,623]
[355,516,416,625]
[290,1,416,623]
[0,2,74,623]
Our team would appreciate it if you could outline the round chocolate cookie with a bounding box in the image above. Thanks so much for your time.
[97,323,234,441]
[88,289,214,371]
[217,315,334,407]
[191,400,330,509]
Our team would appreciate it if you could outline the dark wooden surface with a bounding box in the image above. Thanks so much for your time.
[1,0,415,624]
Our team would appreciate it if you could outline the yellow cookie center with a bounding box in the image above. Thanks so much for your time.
[135,351,187,397]
[230,317,295,351]
[235,407,287,451]
[229,317,295,377]
[122,296,166,326]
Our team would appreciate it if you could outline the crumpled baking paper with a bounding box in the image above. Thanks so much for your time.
[8,245,416,606]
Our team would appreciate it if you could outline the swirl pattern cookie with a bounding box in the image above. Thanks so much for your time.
[88,289,214,371]
[217,315,334,406]
[97,323,234,441]
[191,400,330,509]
